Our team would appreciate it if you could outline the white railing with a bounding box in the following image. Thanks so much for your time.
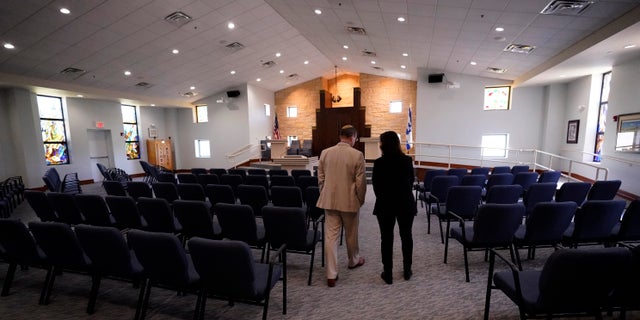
[226,144,262,168]
[410,142,609,182]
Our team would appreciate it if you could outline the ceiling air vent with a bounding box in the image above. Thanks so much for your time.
[486,67,507,74]
[361,50,377,57]
[346,26,367,35]
[225,42,245,52]
[135,82,152,88]
[262,60,276,68]
[164,11,192,27]
[287,73,299,80]
[181,91,198,98]
[60,67,85,74]
[504,44,536,54]
[540,0,593,16]
[371,66,384,71]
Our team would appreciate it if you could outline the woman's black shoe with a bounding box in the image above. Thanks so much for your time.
[403,270,412,280]
[380,272,393,284]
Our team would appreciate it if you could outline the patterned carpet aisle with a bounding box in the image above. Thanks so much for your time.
[0,183,635,319]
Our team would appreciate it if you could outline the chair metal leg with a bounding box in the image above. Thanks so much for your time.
[443,220,451,263]
[483,250,496,320]
[426,203,431,234]
[87,274,101,314]
[308,247,315,286]
[43,266,58,305]
[438,216,445,244]
[134,279,151,320]
[39,266,54,305]
[1,263,17,296]
[463,247,470,282]
[513,245,523,271]
[282,250,287,315]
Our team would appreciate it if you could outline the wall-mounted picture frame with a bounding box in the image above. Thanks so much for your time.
[567,119,579,144]
[615,112,640,152]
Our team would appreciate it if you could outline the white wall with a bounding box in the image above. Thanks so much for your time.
[247,84,275,145]
[0,89,19,180]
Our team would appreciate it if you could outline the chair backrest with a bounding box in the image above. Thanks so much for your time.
[491,166,511,175]
[75,224,142,278]
[151,182,180,203]
[197,173,220,187]
[105,195,146,229]
[555,182,590,206]
[204,184,236,207]
[291,169,311,180]
[271,186,303,207]
[460,174,486,188]
[74,194,114,227]
[297,175,319,194]
[237,184,269,216]
[177,173,198,184]
[470,167,490,176]
[126,181,153,200]
[42,167,62,192]
[512,172,539,192]
[24,190,58,222]
[616,200,640,241]
[188,238,255,297]
[485,185,523,204]
[0,219,46,266]
[137,197,181,233]
[227,169,247,180]
[422,169,447,192]
[127,229,197,287]
[176,183,206,201]
[214,203,259,244]
[247,168,267,176]
[46,192,84,224]
[305,186,324,222]
[96,163,111,180]
[244,175,270,192]
[103,180,127,196]
[571,200,626,241]
[209,168,228,179]
[268,169,288,177]
[447,168,468,181]
[537,170,561,183]
[523,183,558,214]
[429,175,460,203]
[485,173,514,192]
[472,203,524,244]
[445,186,482,220]
[510,165,530,175]
[537,247,631,312]
[191,168,208,176]
[173,200,217,239]
[289,140,301,149]
[270,175,295,187]
[262,206,309,248]
[587,180,622,200]
[220,174,244,195]
[29,221,91,269]
[157,172,177,184]
[523,201,577,242]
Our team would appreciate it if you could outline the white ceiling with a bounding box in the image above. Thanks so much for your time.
[0,0,639,107]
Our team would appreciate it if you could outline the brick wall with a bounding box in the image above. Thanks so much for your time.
[274,73,417,152]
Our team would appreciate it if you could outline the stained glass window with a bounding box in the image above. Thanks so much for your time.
[483,86,511,110]
[121,105,140,160]
[37,95,70,165]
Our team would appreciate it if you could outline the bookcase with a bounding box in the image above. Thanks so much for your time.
[146,139,173,170]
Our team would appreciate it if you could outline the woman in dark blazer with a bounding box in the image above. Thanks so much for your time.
[372,131,417,284]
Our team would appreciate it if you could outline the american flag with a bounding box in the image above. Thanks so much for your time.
[273,114,281,139]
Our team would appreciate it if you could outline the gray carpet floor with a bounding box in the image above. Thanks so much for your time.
[0,182,635,319]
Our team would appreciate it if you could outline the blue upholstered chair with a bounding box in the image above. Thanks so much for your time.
[105,195,147,230]
[440,186,483,263]
[238,184,270,217]
[214,203,267,261]
[426,175,460,234]
[136,197,182,234]
[173,200,221,241]
[555,182,590,206]
[537,170,561,183]
[0,219,48,297]
[126,181,153,201]
[74,194,116,227]
[562,200,626,248]
[176,173,198,184]
[24,190,58,222]
[485,185,522,204]
[271,186,303,208]
[587,180,622,200]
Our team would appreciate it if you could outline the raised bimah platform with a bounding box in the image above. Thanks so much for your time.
[271,155,319,172]
[267,139,288,159]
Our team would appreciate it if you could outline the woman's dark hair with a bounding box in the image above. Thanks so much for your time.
[379,131,403,155]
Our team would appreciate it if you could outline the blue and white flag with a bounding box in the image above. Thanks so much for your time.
[405,107,413,150]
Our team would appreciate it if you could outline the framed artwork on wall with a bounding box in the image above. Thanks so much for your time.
[615,112,640,152]
[567,119,580,144]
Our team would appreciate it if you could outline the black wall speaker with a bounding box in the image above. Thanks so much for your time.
[226,90,240,98]
[428,73,444,83]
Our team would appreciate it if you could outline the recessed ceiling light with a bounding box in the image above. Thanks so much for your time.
[342,56,347,61]
[60,8,70,14]
[402,53,408,57]
[124,70,131,76]
[76,94,83,97]
[371,60,376,64]
[494,36,506,42]
[227,22,235,29]
[275,52,281,57]
[3,43,15,49]
[400,65,406,69]
[304,60,309,65]
[314,9,322,15]
[230,70,236,75]
[279,70,284,74]
[172,49,179,54]
[624,44,636,49]
[397,16,406,22]
[470,61,477,65]
[495,27,504,32]
[343,45,349,49]
[151,104,156,106]
[190,86,196,90]
[559,75,566,78]
[256,78,261,82]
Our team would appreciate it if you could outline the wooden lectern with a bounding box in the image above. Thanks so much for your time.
[360,137,381,161]
[267,139,288,159]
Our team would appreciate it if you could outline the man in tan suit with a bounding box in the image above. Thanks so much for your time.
[317,125,367,287]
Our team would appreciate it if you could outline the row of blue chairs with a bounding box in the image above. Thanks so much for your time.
[0,176,24,217]
[0,219,285,320]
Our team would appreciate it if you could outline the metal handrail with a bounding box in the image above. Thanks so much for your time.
[226,144,261,167]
